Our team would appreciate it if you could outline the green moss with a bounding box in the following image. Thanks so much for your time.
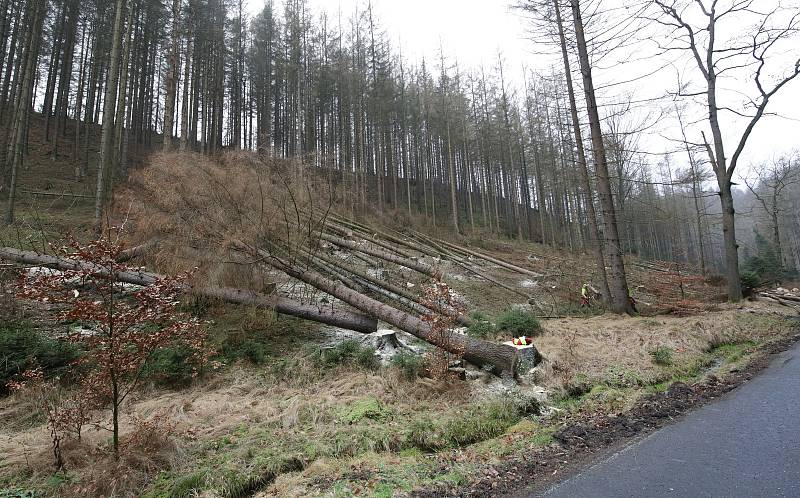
[339,397,392,424]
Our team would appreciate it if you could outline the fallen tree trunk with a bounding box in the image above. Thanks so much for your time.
[405,232,532,300]
[319,233,439,278]
[759,292,800,309]
[426,235,543,278]
[0,247,378,333]
[327,213,442,258]
[233,240,537,376]
[324,221,416,260]
[310,249,472,327]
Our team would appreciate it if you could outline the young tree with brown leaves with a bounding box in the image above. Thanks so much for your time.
[18,233,210,459]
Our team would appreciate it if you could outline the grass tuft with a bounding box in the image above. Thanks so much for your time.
[317,340,379,371]
[405,400,523,452]
[649,346,674,366]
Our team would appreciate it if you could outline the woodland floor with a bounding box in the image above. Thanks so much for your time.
[1,129,799,497]
[2,265,797,497]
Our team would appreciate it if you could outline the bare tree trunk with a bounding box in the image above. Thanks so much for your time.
[570,0,632,314]
[553,0,611,303]
[4,0,45,225]
[94,0,127,226]
[163,0,181,151]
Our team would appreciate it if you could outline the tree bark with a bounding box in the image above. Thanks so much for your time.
[163,0,181,151]
[94,0,127,226]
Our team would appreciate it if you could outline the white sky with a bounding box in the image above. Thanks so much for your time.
[248,0,800,179]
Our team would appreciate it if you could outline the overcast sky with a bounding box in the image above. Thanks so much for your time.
[248,0,800,179]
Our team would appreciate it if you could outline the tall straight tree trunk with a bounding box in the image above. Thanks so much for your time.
[4,0,45,225]
[446,121,460,234]
[113,3,134,178]
[163,0,182,151]
[570,0,632,314]
[94,0,127,226]
[554,0,611,303]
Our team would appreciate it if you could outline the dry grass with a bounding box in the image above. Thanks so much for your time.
[121,151,340,278]
[534,301,795,390]
[0,349,470,496]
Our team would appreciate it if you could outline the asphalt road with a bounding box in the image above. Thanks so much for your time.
[537,340,800,498]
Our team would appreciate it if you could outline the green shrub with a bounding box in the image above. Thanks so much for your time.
[141,346,198,387]
[219,338,271,365]
[318,340,379,371]
[0,322,79,394]
[391,351,423,380]
[467,312,495,338]
[740,270,760,296]
[496,309,542,337]
[649,346,674,366]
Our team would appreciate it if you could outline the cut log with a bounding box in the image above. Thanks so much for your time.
[233,240,538,377]
[0,247,378,333]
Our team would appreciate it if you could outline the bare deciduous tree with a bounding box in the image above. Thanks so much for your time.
[651,0,800,300]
